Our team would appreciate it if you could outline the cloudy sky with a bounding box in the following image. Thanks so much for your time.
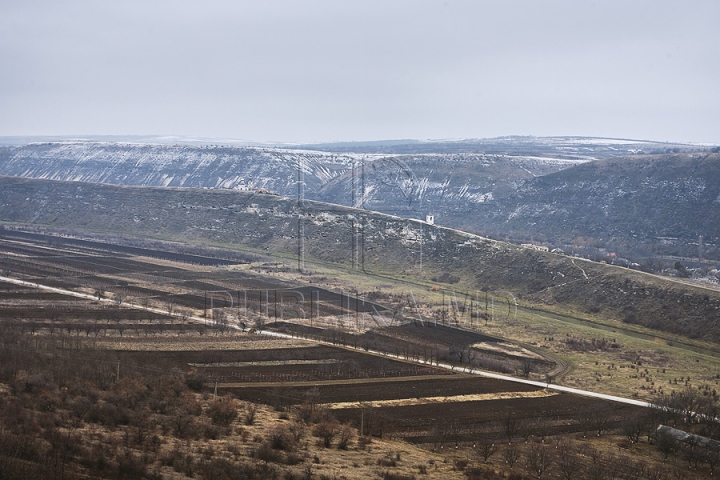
[1,1,718,144]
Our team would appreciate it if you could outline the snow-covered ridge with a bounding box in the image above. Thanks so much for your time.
[0,142,583,200]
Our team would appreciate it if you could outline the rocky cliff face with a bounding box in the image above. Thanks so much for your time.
[0,141,579,224]
[0,142,355,193]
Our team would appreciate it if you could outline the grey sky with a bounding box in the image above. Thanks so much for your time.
[1,1,718,144]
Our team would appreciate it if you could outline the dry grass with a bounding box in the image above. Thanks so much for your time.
[324,390,558,409]
[476,306,720,402]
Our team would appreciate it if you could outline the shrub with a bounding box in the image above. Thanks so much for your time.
[254,442,282,463]
[244,403,257,425]
[312,421,339,448]
[337,424,354,450]
[207,397,238,426]
[268,425,295,451]
[86,402,130,426]
[184,375,205,392]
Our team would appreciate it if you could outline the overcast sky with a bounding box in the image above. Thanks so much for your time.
[1,1,718,144]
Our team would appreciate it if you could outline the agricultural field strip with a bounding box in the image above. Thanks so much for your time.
[218,374,463,388]
[0,237,98,257]
[93,338,316,351]
[323,390,558,409]
[0,274,653,409]
[189,359,340,367]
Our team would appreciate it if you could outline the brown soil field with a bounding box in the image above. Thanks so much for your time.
[222,375,540,405]
[0,236,387,320]
[333,393,645,442]
[114,345,451,383]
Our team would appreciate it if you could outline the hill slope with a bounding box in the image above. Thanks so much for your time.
[0,175,719,343]
[2,138,713,261]
[478,152,720,260]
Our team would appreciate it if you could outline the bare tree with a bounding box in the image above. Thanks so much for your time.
[166,294,175,315]
[504,414,521,443]
[503,442,520,469]
[476,439,498,463]
[337,423,354,450]
[534,415,552,443]
[525,443,552,479]
[449,342,469,363]
[587,401,613,436]
[703,449,720,476]
[584,447,608,480]
[556,439,582,480]
[521,359,533,378]
[655,429,678,461]
[312,421,339,448]
[623,416,643,444]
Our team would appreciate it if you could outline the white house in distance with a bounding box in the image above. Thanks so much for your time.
[425,214,434,225]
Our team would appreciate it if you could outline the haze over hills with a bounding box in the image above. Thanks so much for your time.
[0,136,717,264]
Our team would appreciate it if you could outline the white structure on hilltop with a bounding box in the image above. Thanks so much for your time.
[235,177,254,192]
[425,214,434,225]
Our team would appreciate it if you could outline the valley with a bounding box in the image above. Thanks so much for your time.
[1,137,720,479]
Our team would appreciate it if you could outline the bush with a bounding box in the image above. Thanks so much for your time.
[312,421,339,448]
[268,425,296,451]
[184,375,205,392]
[377,457,397,467]
[254,442,282,463]
[337,424,354,450]
[207,397,238,426]
[161,445,195,477]
[86,402,131,426]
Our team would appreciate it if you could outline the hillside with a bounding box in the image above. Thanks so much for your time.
[0,140,579,230]
[477,152,720,261]
[1,175,719,344]
[1,138,713,264]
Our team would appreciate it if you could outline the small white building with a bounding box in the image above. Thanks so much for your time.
[234,177,254,192]
[425,214,434,225]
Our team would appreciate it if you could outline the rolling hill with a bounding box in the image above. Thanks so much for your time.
[1,137,714,264]
[1,175,719,343]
